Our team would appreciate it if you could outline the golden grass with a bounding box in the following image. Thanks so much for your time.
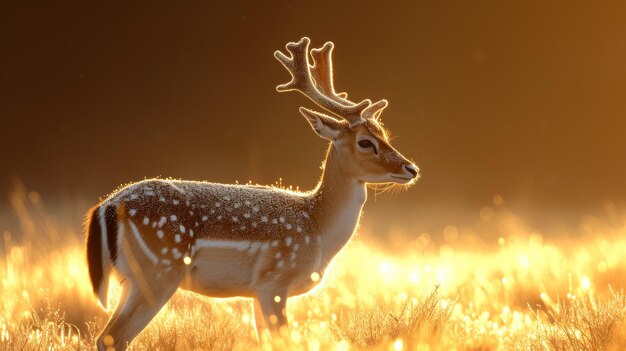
[2,183,626,350]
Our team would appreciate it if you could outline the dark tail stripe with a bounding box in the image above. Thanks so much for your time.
[105,205,117,263]
[86,205,103,296]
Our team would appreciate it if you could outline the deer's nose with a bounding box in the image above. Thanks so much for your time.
[404,164,419,178]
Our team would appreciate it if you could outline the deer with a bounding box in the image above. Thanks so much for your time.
[85,37,420,350]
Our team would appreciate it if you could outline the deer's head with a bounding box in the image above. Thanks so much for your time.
[275,37,420,185]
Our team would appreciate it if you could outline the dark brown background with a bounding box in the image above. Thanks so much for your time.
[2,1,625,234]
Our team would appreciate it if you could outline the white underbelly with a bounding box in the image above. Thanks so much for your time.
[181,246,257,297]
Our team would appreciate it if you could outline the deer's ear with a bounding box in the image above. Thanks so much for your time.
[299,107,344,141]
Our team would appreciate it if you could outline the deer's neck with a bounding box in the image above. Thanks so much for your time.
[312,144,367,266]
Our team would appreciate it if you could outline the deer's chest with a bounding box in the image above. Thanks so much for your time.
[251,235,323,290]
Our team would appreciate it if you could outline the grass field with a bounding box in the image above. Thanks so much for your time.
[2,184,626,350]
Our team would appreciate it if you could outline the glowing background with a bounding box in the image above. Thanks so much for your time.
[2,1,626,234]
[3,3,626,349]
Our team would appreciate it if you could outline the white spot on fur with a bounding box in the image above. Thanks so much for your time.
[143,217,149,225]
[244,213,251,218]
[285,237,292,246]
[179,225,186,234]
[129,209,137,217]
[277,260,284,268]
[130,194,138,200]
[202,215,208,221]
[157,230,164,239]
[279,216,285,223]
[305,236,310,244]
[261,216,268,222]
[286,223,292,230]
[173,199,180,205]
[170,215,177,221]
[175,234,181,243]
[172,248,182,259]
[215,202,221,207]
[252,206,259,213]
[158,216,167,227]
[271,240,279,247]
[232,216,238,222]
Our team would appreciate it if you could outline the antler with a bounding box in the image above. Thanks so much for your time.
[274,37,388,125]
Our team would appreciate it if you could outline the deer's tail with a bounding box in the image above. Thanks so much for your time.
[85,204,118,309]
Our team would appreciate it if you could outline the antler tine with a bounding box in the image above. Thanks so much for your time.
[360,99,388,120]
[309,42,336,97]
[275,37,371,124]
[274,37,312,92]
[309,42,375,113]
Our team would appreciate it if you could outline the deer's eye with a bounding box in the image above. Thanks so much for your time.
[358,140,373,148]
[357,139,378,154]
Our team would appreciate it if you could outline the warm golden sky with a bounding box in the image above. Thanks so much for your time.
[1,1,625,231]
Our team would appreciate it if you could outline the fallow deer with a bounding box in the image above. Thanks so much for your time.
[85,37,419,350]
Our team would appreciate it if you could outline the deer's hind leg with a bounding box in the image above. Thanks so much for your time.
[96,220,184,351]
[96,271,182,350]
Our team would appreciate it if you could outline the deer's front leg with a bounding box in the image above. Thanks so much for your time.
[253,298,269,342]
[255,288,288,335]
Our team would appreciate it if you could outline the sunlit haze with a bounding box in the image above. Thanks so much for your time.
[2,1,626,350]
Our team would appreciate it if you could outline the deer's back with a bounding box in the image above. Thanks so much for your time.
[103,179,317,243]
